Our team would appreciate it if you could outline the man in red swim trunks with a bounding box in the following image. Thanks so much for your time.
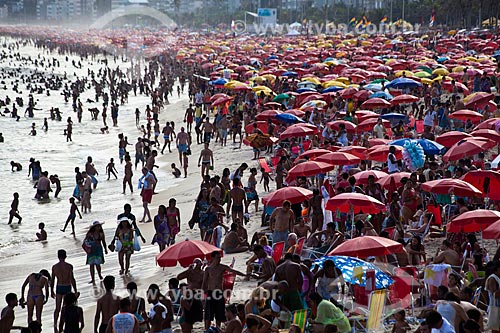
[139,167,156,223]
[184,104,195,133]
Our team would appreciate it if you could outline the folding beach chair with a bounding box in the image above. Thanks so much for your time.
[350,289,388,333]
[295,237,306,256]
[291,309,308,332]
[272,241,285,264]
[223,257,237,303]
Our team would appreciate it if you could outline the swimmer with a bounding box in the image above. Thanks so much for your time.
[36,223,47,241]
[10,161,22,172]
[8,192,22,224]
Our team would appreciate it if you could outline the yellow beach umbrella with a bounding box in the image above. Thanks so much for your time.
[421,78,433,85]
[432,68,450,76]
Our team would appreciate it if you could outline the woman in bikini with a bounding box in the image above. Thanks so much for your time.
[166,198,181,246]
[153,205,170,252]
[117,218,135,275]
[20,269,51,324]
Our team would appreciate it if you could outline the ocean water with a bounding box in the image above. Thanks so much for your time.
[0,37,180,259]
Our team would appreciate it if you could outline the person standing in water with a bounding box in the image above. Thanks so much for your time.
[8,192,22,224]
[106,158,118,180]
[51,249,78,331]
[123,154,133,194]
[66,117,73,142]
[61,197,82,234]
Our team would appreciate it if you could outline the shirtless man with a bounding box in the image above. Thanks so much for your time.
[36,172,51,200]
[51,250,78,332]
[177,258,204,291]
[94,276,120,333]
[274,253,304,311]
[134,138,145,170]
[226,178,248,224]
[232,112,242,147]
[145,150,158,190]
[223,304,243,333]
[0,293,21,333]
[198,143,214,177]
[176,127,190,167]
[202,251,247,330]
[221,223,248,254]
[146,284,174,333]
[201,117,214,144]
[161,121,174,154]
[270,200,295,245]
[184,104,194,133]
[293,217,311,239]
[433,240,461,268]
[308,189,324,233]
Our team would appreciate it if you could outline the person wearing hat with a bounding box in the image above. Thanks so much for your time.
[83,221,107,284]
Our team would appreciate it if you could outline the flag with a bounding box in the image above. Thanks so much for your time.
[380,16,387,23]
[429,10,435,27]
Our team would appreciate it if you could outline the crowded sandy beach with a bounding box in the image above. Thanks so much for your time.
[0,23,499,333]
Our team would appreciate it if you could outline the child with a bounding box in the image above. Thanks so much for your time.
[36,223,47,241]
[58,293,84,333]
[259,167,274,192]
[171,163,181,178]
[100,126,109,134]
[106,158,118,180]
[392,310,410,333]
[0,293,20,333]
[183,151,189,178]
[8,192,22,224]
[61,197,82,234]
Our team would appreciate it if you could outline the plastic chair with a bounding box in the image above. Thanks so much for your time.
[223,271,236,303]
[272,241,285,264]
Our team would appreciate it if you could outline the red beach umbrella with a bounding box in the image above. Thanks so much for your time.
[443,138,496,162]
[328,235,404,257]
[448,110,483,123]
[325,193,385,214]
[279,123,319,140]
[435,131,472,148]
[261,186,313,207]
[483,221,500,240]
[366,145,403,162]
[420,178,482,197]
[361,98,391,109]
[469,129,500,142]
[353,170,389,185]
[390,94,419,105]
[156,239,222,267]
[287,161,335,179]
[447,210,500,233]
[298,148,332,160]
[315,152,361,165]
[327,120,357,133]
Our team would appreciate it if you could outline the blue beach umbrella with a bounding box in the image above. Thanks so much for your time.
[313,256,394,289]
[282,71,298,77]
[210,78,229,86]
[380,113,409,123]
[297,87,317,93]
[390,138,446,155]
[369,91,393,100]
[275,113,305,123]
[386,77,422,89]
[322,86,343,93]
[364,83,383,92]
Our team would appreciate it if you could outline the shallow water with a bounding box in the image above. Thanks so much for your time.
[0,37,179,259]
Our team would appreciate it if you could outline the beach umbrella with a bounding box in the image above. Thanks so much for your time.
[337,146,368,159]
[287,161,335,179]
[339,87,359,99]
[369,91,394,100]
[364,83,383,91]
[353,90,372,101]
[443,138,496,162]
[327,120,357,133]
[279,123,319,140]
[389,138,445,155]
[361,98,391,109]
[448,110,483,123]
[245,121,268,134]
[300,100,327,110]
[379,113,409,123]
[482,221,500,240]
[286,109,306,117]
[353,170,388,185]
[435,131,472,148]
[369,138,391,147]
[469,129,500,142]
[210,93,230,102]
[282,71,298,77]
[464,92,494,108]
[210,78,229,86]
[447,210,500,233]
[313,256,394,289]
[377,172,412,191]
[156,239,222,267]
[420,179,482,197]
[297,87,317,93]
[474,118,500,130]
[462,170,500,200]
[211,96,233,107]
[255,109,283,121]
[273,93,290,102]
[328,236,404,257]
[261,186,313,207]
[386,77,422,89]
[298,148,332,160]
[325,193,385,214]
[366,145,403,162]
[275,113,305,124]
[243,133,274,149]
[391,94,419,105]
[315,152,361,166]
[264,102,282,109]
[322,86,343,93]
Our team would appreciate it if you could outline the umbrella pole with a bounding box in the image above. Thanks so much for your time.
[350,206,354,239]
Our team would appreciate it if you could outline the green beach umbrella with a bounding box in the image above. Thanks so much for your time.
[416,66,432,74]
[415,71,432,78]
[370,78,389,84]
[273,93,290,102]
